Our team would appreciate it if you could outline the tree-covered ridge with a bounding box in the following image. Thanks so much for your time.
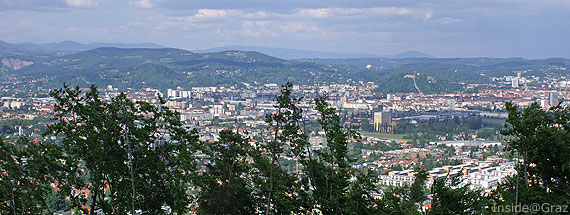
[3,46,570,94]
[376,73,463,94]
[11,48,345,89]
[309,57,570,84]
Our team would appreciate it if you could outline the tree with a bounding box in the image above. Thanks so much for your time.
[377,187,420,215]
[343,169,383,214]
[198,130,256,214]
[360,118,372,132]
[428,173,489,215]
[409,167,428,205]
[257,82,308,214]
[45,85,200,214]
[303,97,382,214]
[309,96,353,213]
[375,167,427,215]
[493,102,570,208]
[0,137,65,215]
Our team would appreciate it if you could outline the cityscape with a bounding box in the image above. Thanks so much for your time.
[1,0,569,214]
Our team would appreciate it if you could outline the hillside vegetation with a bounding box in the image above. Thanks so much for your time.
[2,41,570,93]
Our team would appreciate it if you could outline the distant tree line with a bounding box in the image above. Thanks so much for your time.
[393,116,503,141]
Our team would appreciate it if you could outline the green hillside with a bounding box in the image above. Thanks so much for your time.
[376,73,463,94]
[308,57,570,84]
[2,43,569,92]
[11,47,347,89]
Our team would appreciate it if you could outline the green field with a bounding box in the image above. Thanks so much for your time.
[360,132,409,141]
[482,118,507,125]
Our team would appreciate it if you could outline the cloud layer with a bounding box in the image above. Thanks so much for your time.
[130,0,154,9]
[0,0,98,10]
[0,0,569,58]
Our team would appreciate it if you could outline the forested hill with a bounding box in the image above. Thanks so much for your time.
[308,57,570,84]
[1,42,570,92]
[9,47,345,89]
[375,73,463,94]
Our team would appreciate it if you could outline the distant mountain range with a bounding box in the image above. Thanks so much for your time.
[195,45,434,59]
[390,51,433,59]
[15,41,165,52]
[1,40,433,59]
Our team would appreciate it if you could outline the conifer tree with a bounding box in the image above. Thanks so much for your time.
[257,82,308,214]
[198,130,256,214]
[306,97,381,214]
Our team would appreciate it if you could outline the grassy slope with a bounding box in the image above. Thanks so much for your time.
[360,131,411,141]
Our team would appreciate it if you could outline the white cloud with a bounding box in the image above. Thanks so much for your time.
[162,9,270,23]
[168,9,231,22]
[160,7,433,24]
[142,7,435,42]
[296,7,432,20]
[424,10,433,21]
[64,0,97,8]
[191,9,229,20]
[434,17,461,24]
[298,8,330,18]
[241,20,322,38]
[130,0,155,9]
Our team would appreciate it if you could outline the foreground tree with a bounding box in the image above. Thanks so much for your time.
[256,82,309,214]
[493,102,570,207]
[305,97,381,214]
[0,137,65,215]
[46,85,200,214]
[377,167,428,215]
[428,173,489,215]
[198,130,256,214]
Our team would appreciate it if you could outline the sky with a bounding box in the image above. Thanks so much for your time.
[0,0,569,58]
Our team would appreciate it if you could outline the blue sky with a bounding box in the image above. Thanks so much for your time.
[0,0,569,58]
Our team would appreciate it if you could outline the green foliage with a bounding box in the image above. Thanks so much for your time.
[15,48,345,89]
[373,72,464,94]
[428,173,490,215]
[409,168,428,204]
[257,82,308,214]
[494,102,570,207]
[378,189,420,215]
[342,169,383,215]
[4,45,570,92]
[45,84,200,214]
[301,97,382,214]
[314,57,570,84]
[491,176,565,215]
[44,189,70,213]
[0,117,50,136]
[310,97,354,213]
[198,130,257,214]
[375,167,428,215]
[394,116,502,142]
[0,137,64,214]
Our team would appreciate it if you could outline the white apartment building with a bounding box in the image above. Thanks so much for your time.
[380,162,516,192]
[379,169,416,186]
